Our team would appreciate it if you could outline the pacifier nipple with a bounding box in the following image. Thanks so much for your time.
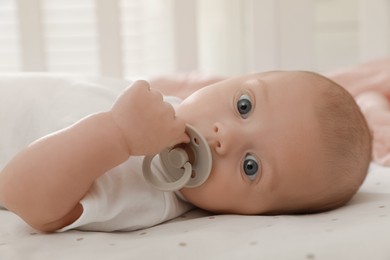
[167,148,189,168]
[142,124,212,192]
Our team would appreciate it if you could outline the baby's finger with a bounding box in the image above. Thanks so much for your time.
[120,80,150,102]
[159,102,176,122]
[174,117,190,144]
[179,131,191,144]
[149,88,164,103]
[131,79,150,90]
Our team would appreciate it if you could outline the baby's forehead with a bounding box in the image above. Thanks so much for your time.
[258,70,322,83]
[246,71,325,95]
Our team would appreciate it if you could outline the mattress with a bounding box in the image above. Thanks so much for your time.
[0,163,389,260]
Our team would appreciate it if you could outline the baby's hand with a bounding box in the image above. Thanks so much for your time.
[110,80,189,156]
[356,91,390,166]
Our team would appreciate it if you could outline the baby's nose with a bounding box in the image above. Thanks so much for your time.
[211,122,236,155]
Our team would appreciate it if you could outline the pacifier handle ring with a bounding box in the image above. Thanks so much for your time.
[142,154,192,192]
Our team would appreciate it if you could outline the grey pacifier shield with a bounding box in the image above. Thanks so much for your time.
[160,124,212,188]
[142,124,212,191]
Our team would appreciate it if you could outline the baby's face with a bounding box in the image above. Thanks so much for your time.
[177,71,327,214]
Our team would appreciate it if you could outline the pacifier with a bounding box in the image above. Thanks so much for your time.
[142,124,212,192]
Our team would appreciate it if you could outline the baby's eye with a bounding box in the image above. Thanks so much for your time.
[237,94,252,118]
[243,154,259,181]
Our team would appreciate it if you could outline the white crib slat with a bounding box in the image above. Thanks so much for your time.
[197,0,248,75]
[171,0,198,72]
[358,0,390,61]
[197,0,316,74]
[0,0,21,71]
[16,0,46,71]
[95,0,123,78]
[278,0,315,70]
[245,0,279,72]
[42,0,99,75]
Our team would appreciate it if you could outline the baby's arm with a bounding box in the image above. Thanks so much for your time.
[0,80,188,232]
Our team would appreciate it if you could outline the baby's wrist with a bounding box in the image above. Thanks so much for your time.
[106,111,132,156]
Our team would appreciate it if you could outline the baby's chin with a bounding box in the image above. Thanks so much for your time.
[203,206,268,216]
[180,190,267,215]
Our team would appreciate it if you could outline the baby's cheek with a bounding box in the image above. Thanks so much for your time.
[181,178,224,210]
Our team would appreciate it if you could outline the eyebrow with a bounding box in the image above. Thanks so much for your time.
[261,155,277,191]
[256,79,269,105]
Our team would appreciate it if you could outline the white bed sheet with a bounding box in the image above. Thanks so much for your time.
[1,163,390,260]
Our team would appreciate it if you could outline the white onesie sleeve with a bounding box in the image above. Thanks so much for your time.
[60,156,193,232]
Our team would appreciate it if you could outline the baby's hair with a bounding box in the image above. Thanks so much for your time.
[299,71,372,213]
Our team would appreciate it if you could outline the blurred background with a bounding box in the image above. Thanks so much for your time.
[0,0,389,79]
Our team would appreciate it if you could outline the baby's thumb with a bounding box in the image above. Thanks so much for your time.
[174,118,190,145]
[180,131,190,144]
[130,79,150,90]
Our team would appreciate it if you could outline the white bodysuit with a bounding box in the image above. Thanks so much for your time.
[0,74,193,232]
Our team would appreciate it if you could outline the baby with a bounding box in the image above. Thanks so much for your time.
[0,70,372,232]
